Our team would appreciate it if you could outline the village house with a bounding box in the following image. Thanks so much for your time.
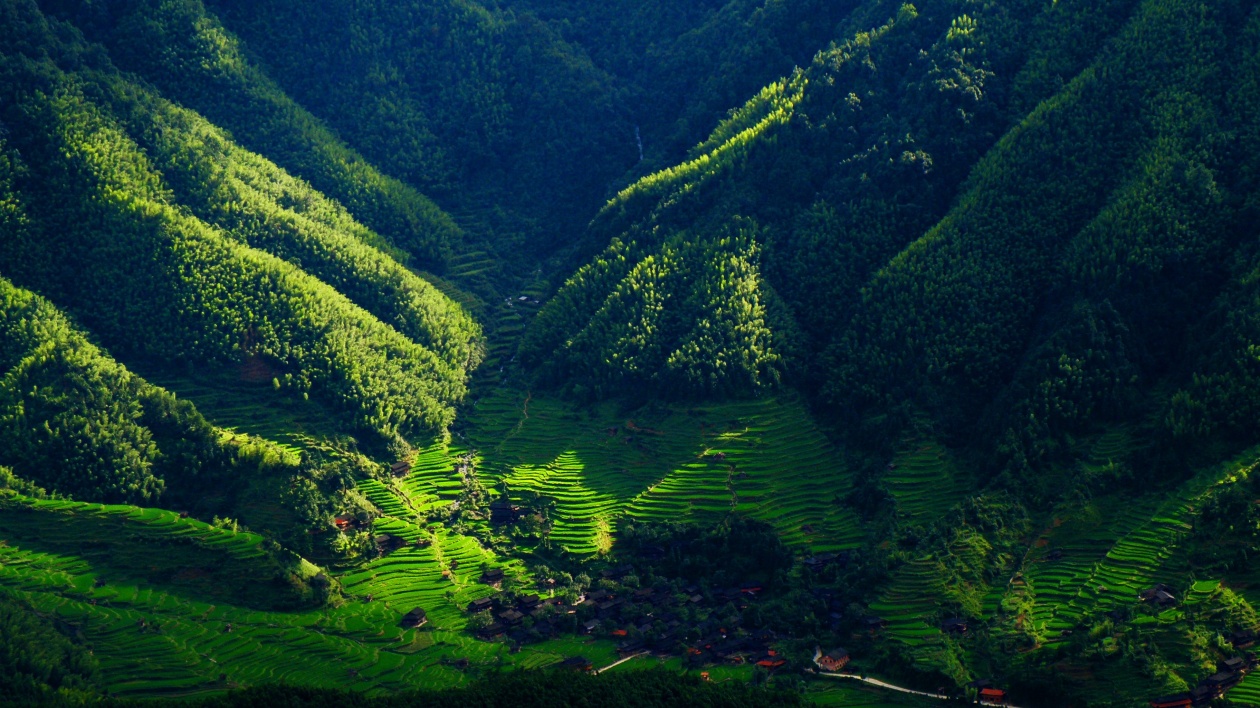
[1230,629,1256,649]
[617,638,646,655]
[479,567,505,586]
[399,607,427,629]
[518,594,541,611]
[1202,670,1242,693]
[803,552,851,573]
[489,498,521,524]
[979,687,1009,705]
[1219,656,1249,674]
[815,647,850,672]
[390,460,411,477]
[1139,584,1178,607]
[476,622,505,639]
[942,618,969,635]
[559,656,593,673]
[333,515,359,531]
[862,616,888,632]
[374,534,406,555]
[498,609,524,626]
[1189,685,1216,705]
[755,650,786,669]
[467,597,494,613]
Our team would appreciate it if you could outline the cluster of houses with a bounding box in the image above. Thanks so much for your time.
[1149,652,1257,707]
[460,562,789,666]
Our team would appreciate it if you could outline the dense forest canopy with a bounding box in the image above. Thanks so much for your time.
[3,0,1260,705]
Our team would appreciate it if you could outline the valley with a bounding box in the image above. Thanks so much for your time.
[3,0,1260,705]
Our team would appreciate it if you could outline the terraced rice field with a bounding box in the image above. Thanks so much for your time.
[1018,479,1202,638]
[1231,672,1260,706]
[0,490,630,698]
[461,389,862,554]
[884,440,970,523]
[867,556,950,659]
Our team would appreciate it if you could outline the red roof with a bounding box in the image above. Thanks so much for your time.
[980,688,1007,698]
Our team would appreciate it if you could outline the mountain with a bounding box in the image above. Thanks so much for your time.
[3,0,1260,706]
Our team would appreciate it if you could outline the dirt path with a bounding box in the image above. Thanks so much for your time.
[817,671,1025,707]
[596,651,649,674]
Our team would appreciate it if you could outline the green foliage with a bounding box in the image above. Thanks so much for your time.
[0,12,481,438]
[617,516,795,589]
[139,669,804,707]
[0,276,215,504]
[0,589,101,704]
[525,219,783,397]
[41,0,459,267]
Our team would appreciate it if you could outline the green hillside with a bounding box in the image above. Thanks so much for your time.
[4,0,1260,705]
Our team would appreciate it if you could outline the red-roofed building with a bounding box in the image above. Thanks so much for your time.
[980,688,1008,705]
[816,648,850,672]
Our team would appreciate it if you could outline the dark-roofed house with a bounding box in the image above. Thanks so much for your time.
[617,638,646,655]
[1219,656,1248,674]
[375,534,406,555]
[477,622,506,639]
[560,656,592,672]
[1139,584,1177,607]
[498,609,525,626]
[1230,630,1256,649]
[390,460,411,477]
[942,618,969,635]
[489,499,521,524]
[803,553,838,572]
[1202,671,1241,691]
[518,594,541,611]
[480,567,505,586]
[468,597,494,613]
[400,607,427,629]
[1189,685,1216,705]
[816,648,850,672]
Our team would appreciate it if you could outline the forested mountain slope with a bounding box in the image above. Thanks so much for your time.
[0,0,483,442]
[525,0,1260,476]
[5,0,1260,706]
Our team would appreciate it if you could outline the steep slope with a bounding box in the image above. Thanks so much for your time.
[38,0,461,268]
[0,2,483,440]
[525,0,1258,477]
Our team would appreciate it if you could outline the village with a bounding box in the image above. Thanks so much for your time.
[353,462,1260,707]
